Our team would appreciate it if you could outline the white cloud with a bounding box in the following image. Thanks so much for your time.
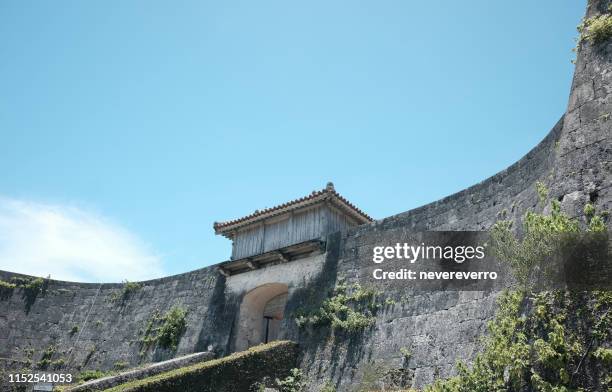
[0,197,165,282]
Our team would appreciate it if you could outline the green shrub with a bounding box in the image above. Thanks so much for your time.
[111,280,143,302]
[400,347,412,360]
[491,199,578,285]
[70,325,79,336]
[0,280,16,289]
[157,306,187,350]
[140,306,188,351]
[295,280,385,332]
[424,289,611,392]
[592,347,612,365]
[37,345,56,369]
[6,276,48,310]
[579,13,612,44]
[77,369,109,382]
[535,181,549,205]
[588,214,607,232]
[320,380,337,392]
[103,341,298,392]
[584,203,596,217]
[0,279,16,299]
[114,361,129,370]
[50,358,66,369]
[424,195,611,391]
[24,277,44,292]
[275,368,306,392]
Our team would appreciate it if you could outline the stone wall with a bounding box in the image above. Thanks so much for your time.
[75,341,298,392]
[292,1,612,387]
[0,252,329,391]
[0,267,235,391]
[1,1,611,391]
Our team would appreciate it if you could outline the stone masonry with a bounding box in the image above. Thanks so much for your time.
[1,1,611,391]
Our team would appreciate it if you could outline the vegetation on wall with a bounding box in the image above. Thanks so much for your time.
[274,368,307,392]
[0,279,17,289]
[114,360,129,370]
[422,185,611,391]
[491,186,607,287]
[535,181,549,205]
[579,7,612,44]
[101,340,298,392]
[110,280,144,303]
[320,380,337,392]
[139,306,188,353]
[0,276,48,307]
[77,369,110,383]
[0,275,48,312]
[400,347,412,362]
[294,279,387,332]
[69,325,79,336]
[491,201,578,286]
[423,289,611,392]
[8,276,45,293]
[36,344,66,370]
[572,4,612,63]
[0,279,16,299]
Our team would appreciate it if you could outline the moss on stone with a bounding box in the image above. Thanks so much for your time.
[101,340,298,392]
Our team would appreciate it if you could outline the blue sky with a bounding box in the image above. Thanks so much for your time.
[0,1,586,282]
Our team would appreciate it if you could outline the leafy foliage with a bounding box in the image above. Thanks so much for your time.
[157,306,187,350]
[295,279,386,332]
[425,187,611,392]
[535,181,549,205]
[110,280,143,302]
[3,276,49,311]
[114,361,129,370]
[579,13,612,44]
[320,380,337,392]
[275,368,306,392]
[400,347,412,361]
[424,289,612,392]
[36,345,56,369]
[491,199,579,285]
[0,279,17,289]
[140,306,187,352]
[0,279,16,299]
[592,347,612,365]
[76,369,110,383]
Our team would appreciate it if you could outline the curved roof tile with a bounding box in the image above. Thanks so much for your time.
[213,182,372,234]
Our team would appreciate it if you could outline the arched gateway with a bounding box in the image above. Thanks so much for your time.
[213,182,373,351]
[235,283,288,351]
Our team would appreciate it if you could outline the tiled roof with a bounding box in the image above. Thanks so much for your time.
[213,182,372,235]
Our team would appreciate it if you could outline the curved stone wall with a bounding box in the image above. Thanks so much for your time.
[0,267,230,374]
[1,1,611,390]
